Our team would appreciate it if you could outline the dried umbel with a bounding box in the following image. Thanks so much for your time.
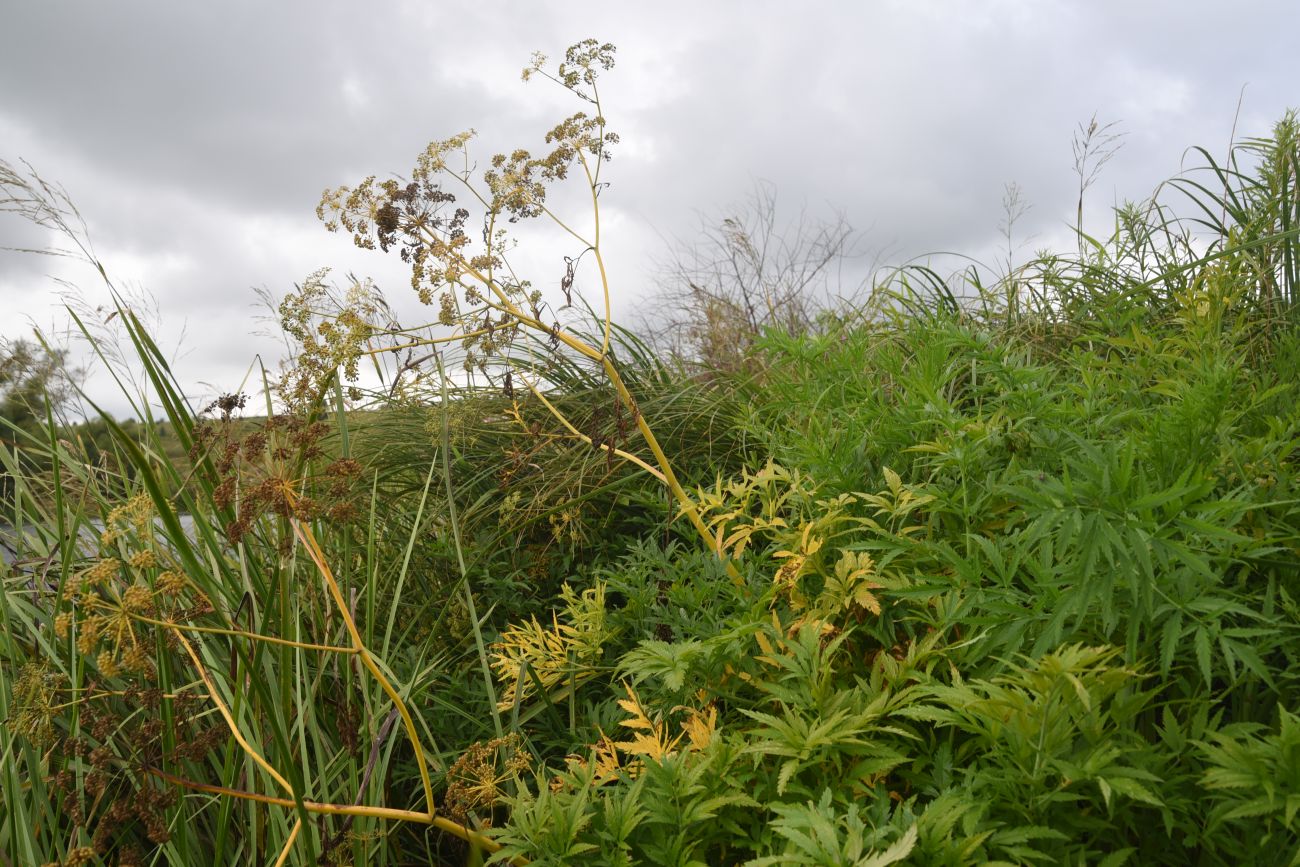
[306,37,725,581]
[189,409,365,545]
[28,683,213,864]
[7,662,61,748]
[99,494,154,546]
[58,510,204,681]
[443,733,532,826]
[313,41,619,383]
[277,269,383,408]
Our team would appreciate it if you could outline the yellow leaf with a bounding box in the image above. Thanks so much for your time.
[774,555,805,595]
[617,682,655,731]
[680,704,718,751]
[614,732,670,760]
[854,585,882,616]
[590,735,623,784]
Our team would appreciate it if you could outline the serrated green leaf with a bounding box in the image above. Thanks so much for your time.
[860,823,918,867]
[1194,627,1214,687]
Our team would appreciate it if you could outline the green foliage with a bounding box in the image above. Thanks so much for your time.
[1,339,71,503]
[1199,707,1300,862]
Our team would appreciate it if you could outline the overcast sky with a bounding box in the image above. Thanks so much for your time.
[3,1,1299,417]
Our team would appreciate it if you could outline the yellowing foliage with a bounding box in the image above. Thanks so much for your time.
[490,582,609,710]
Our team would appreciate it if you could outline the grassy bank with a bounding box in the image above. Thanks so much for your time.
[3,43,1300,866]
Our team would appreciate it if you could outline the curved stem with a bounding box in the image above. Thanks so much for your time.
[272,819,302,867]
[173,630,293,793]
[289,517,436,817]
[514,370,666,483]
[415,228,603,364]
[575,149,613,356]
[536,201,593,248]
[599,355,738,579]
[410,168,734,573]
[425,235,730,567]
[131,613,359,654]
[361,328,493,357]
[144,767,527,865]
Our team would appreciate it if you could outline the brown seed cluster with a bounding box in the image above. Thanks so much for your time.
[35,685,218,865]
[201,391,248,421]
[442,733,532,827]
[190,411,364,545]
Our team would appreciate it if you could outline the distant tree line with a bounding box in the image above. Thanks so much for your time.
[1,339,169,507]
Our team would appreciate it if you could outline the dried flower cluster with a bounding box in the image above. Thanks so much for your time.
[57,517,207,680]
[277,269,384,407]
[442,732,532,826]
[8,662,61,748]
[22,683,222,865]
[309,41,619,384]
[190,411,364,545]
[99,494,155,546]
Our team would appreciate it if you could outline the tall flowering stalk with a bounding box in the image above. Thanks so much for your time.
[309,40,723,557]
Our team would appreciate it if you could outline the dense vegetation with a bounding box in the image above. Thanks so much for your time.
[3,43,1300,866]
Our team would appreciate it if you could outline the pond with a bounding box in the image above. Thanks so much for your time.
[1,513,198,570]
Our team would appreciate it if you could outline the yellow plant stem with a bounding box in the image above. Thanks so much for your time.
[50,685,198,712]
[273,819,302,867]
[599,355,742,581]
[515,374,667,483]
[289,516,435,818]
[419,232,598,364]
[442,243,724,555]
[173,630,292,793]
[131,613,359,654]
[361,327,493,357]
[467,249,722,543]
[145,768,528,866]
[525,319,735,572]
[576,148,613,356]
[404,199,740,573]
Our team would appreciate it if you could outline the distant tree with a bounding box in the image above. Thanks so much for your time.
[0,338,77,503]
[0,338,75,437]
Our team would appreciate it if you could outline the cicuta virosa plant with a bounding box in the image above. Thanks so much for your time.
[309,39,722,555]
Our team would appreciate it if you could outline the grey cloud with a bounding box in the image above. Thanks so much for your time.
[2,0,1299,416]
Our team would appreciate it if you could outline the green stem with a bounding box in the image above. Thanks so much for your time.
[436,351,505,738]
